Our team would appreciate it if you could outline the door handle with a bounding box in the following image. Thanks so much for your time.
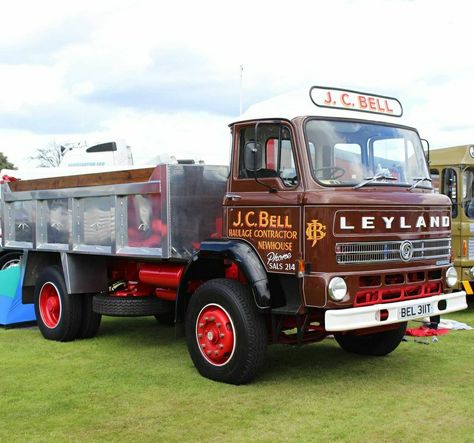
[225,193,241,201]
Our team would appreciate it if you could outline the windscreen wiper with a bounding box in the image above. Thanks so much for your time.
[409,176,432,191]
[353,172,398,189]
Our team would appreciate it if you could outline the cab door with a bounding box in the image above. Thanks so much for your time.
[436,167,462,271]
[459,167,474,285]
[224,121,304,276]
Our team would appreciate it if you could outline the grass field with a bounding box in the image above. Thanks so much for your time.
[1,305,473,442]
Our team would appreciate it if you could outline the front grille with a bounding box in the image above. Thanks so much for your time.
[354,270,443,307]
[336,238,451,265]
[354,281,442,306]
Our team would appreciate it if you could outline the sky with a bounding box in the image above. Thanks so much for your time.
[0,0,473,169]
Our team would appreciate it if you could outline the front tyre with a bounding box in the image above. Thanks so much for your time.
[34,266,82,342]
[185,279,267,385]
[334,322,407,356]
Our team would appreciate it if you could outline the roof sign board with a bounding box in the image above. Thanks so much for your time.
[310,86,403,117]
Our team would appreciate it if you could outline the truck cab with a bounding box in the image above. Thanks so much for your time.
[224,87,464,333]
[429,144,474,296]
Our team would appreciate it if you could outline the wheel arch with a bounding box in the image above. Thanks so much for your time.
[22,251,108,303]
[175,239,271,325]
[22,251,62,304]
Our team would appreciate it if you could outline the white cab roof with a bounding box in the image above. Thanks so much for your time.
[236,86,413,127]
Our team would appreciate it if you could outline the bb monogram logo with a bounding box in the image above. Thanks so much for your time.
[306,220,326,247]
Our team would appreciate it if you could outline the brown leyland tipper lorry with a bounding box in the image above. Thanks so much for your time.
[1,86,467,384]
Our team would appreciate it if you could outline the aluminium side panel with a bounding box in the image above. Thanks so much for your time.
[168,164,228,259]
[36,198,70,251]
[73,195,114,254]
[0,164,227,260]
[1,186,36,250]
[116,164,168,258]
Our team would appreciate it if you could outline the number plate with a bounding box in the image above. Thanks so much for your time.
[398,302,434,320]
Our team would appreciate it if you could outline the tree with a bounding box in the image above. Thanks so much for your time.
[30,142,62,167]
[0,152,16,170]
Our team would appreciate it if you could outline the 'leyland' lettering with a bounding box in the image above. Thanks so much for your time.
[339,215,450,231]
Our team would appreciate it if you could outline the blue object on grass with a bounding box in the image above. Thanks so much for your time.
[0,266,36,326]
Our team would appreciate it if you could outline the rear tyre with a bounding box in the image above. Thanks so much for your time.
[34,265,82,342]
[78,294,102,339]
[185,278,267,385]
[334,322,407,356]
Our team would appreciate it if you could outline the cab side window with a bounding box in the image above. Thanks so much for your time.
[238,124,298,187]
[442,168,457,218]
[430,169,439,193]
[463,168,474,218]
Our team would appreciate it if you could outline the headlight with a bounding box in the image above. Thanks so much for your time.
[445,267,458,288]
[470,266,474,279]
[328,277,347,301]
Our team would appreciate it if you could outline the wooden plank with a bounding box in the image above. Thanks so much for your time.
[8,167,157,192]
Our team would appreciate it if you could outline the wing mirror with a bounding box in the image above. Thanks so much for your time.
[244,141,262,172]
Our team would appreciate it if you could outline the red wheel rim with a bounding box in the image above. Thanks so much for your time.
[39,283,61,329]
[196,304,235,366]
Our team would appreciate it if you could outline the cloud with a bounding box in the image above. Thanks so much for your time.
[76,48,241,115]
[0,102,107,134]
[98,110,232,166]
[0,16,93,65]
[77,59,276,117]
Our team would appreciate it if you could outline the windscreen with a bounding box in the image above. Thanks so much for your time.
[305,119,431,188]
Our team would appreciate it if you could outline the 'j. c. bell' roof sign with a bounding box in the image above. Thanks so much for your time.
[310,86,403,117]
